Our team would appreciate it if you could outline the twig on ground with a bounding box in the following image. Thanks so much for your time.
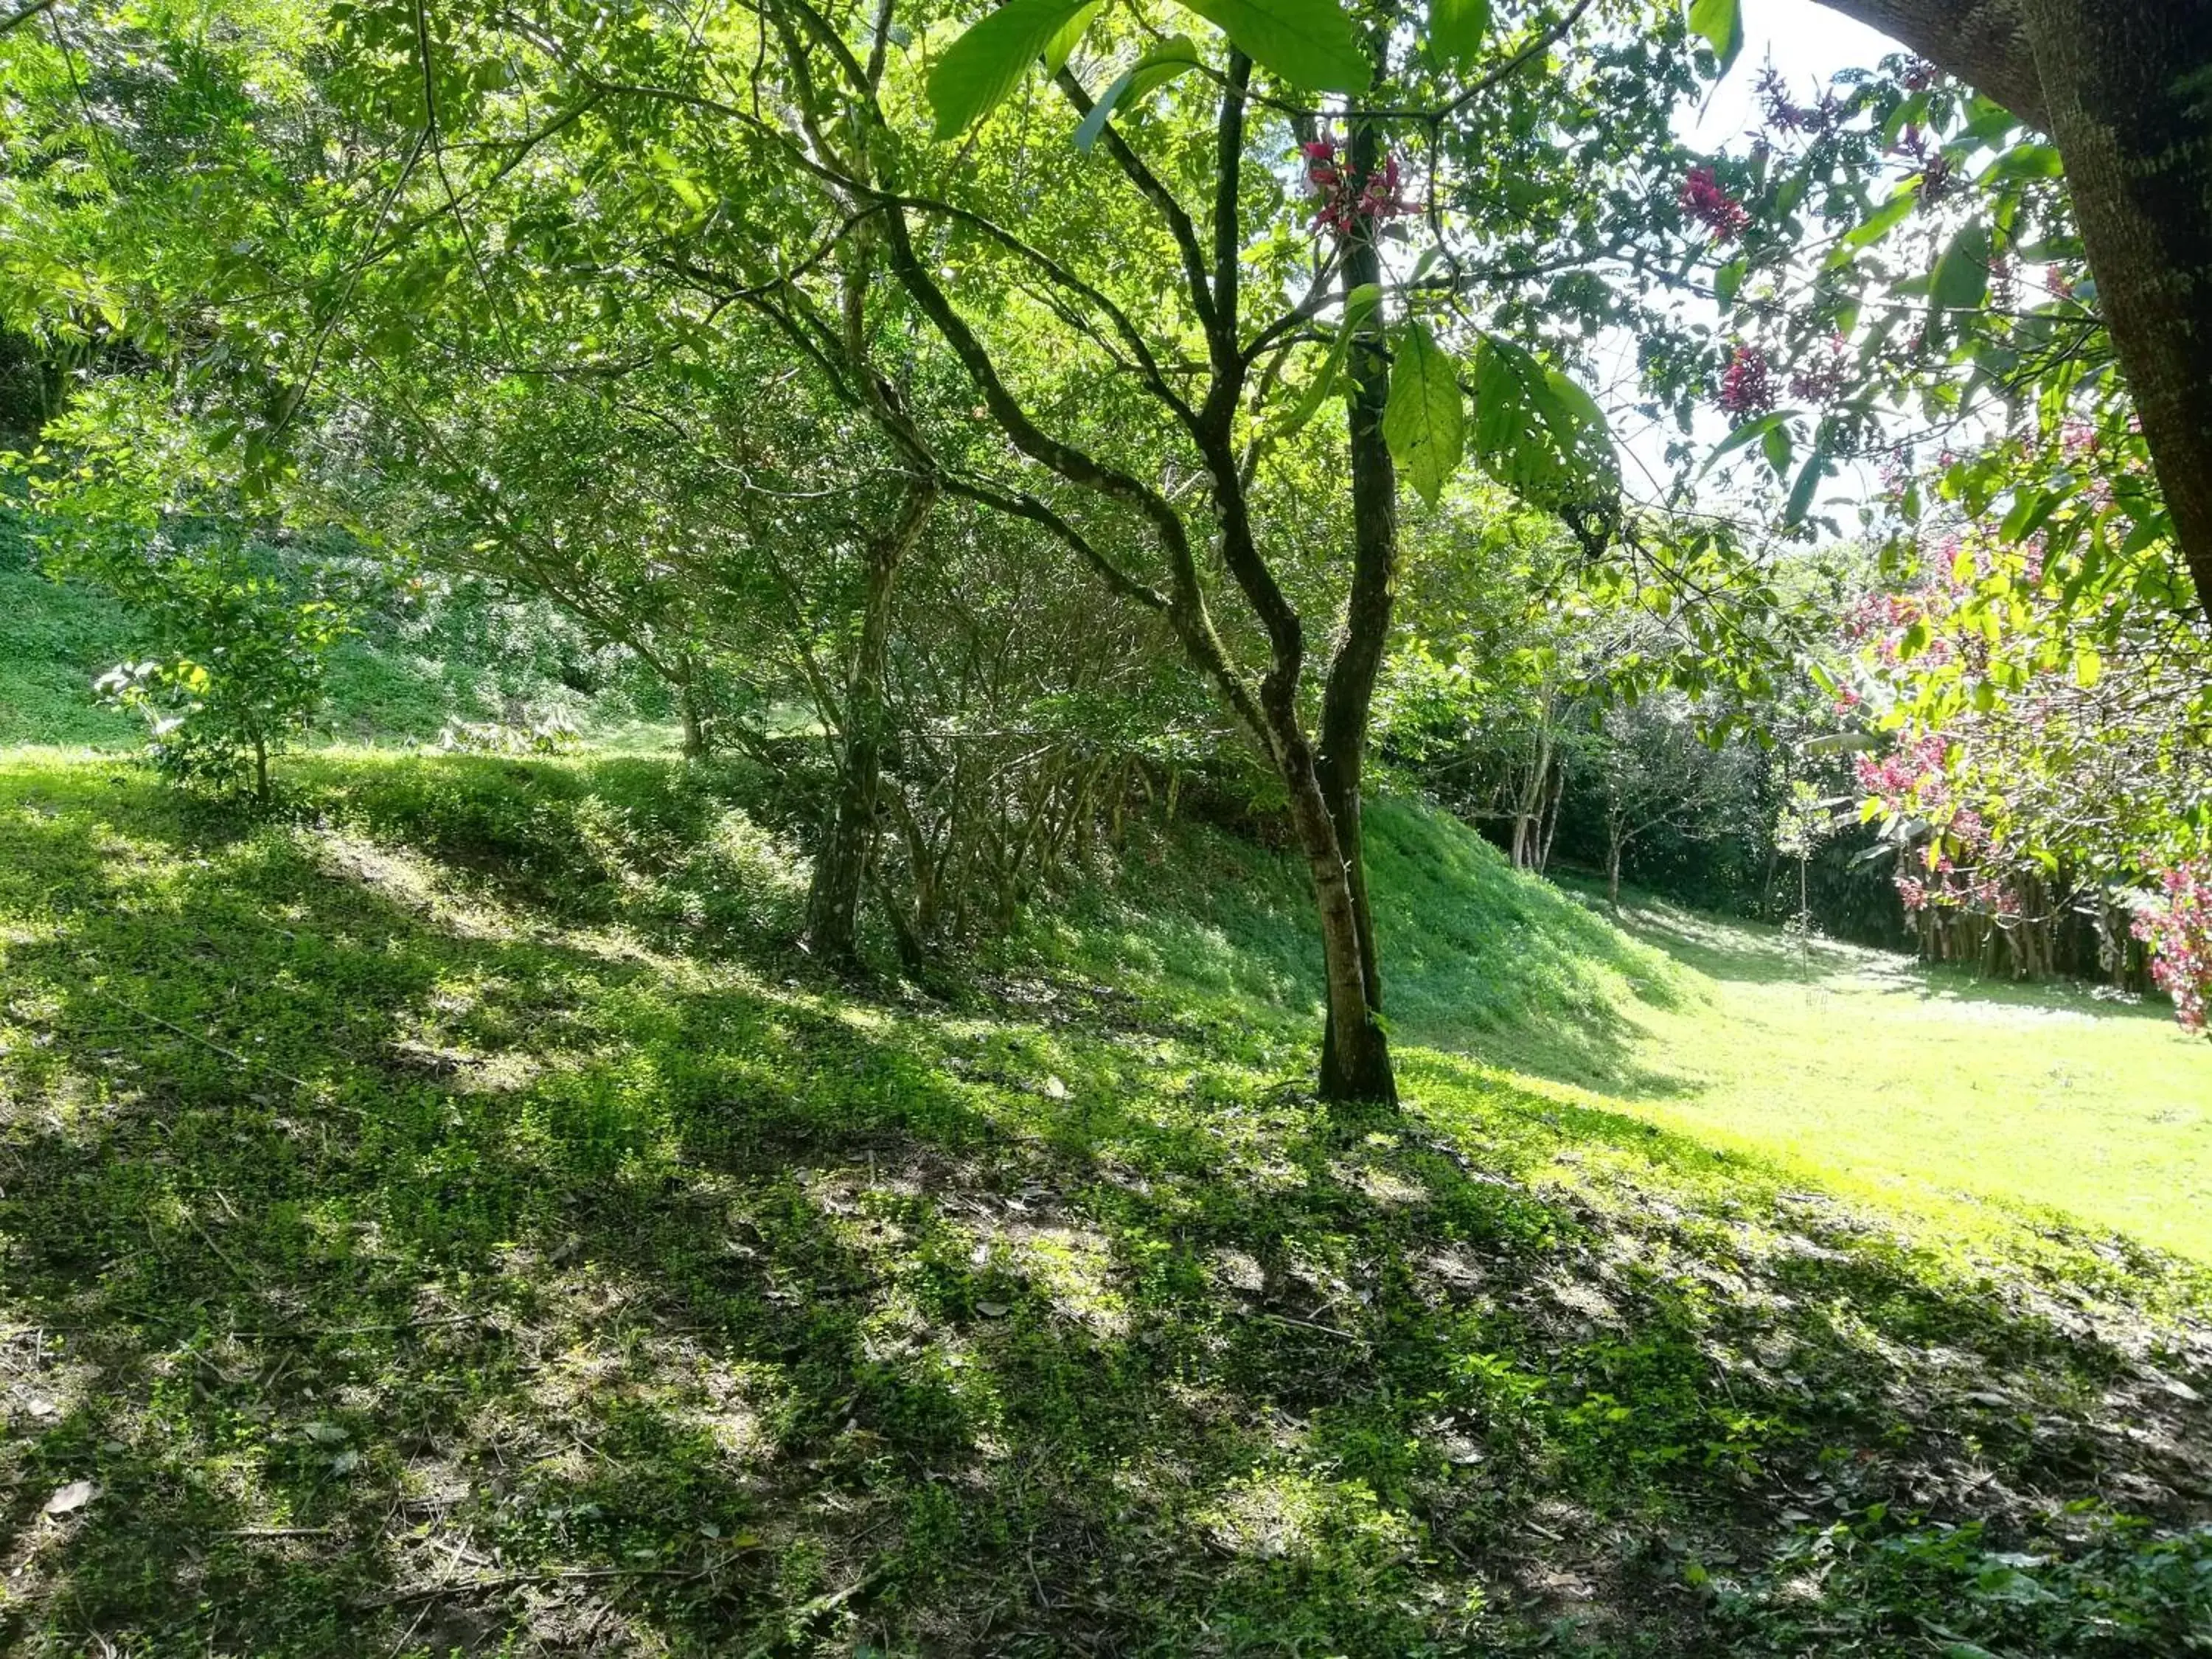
[1249,1308,1364,1344]
[80,983,316,1093]
[355,1562,714,1610]
[223,1526,339,1539]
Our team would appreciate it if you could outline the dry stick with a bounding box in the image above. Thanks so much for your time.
[223,1526,339,1539]
[740,1571,884,1658]
[355,1563,716,1610]
[80,981,313,1092]
[1248,1309,1365,1344]
[187,1211,256,1288]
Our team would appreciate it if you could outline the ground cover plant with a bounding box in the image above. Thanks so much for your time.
[1,749,2207,1655]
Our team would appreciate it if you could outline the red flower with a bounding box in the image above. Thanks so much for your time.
[1679,167,1750,240]
[1305,138,1413,237]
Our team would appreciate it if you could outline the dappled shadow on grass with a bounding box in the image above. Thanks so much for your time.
[1598,888,2180,1027]
[1,757,2209,1656]
[1048,799,1707,1103]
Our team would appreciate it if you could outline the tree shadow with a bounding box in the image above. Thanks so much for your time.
[1,758,2207,1656]
[1595,886,2180,1028]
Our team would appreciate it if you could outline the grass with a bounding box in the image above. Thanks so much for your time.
[0,748,2207,1656]
[0,566,139,749]
[1592,902,2212,1265]
[0,541,677,754]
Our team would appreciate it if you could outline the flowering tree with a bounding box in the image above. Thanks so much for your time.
[1802,0,2212,630]
[2134,865,2212,1034]
[1840,433,2211,1001]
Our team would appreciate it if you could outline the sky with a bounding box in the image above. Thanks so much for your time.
[1685,1,1902,150]
[1604,0,1911,518]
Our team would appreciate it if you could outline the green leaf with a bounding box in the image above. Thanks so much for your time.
[1686,0,1742,76]
[2073,645,2102,689]
[1471,335,1618,510]
[1826,189,1915,268]
[1250,285,1380,462]
[1073,37,1202,151]
[1760,420,1793,477]
[1172,0,1370,93]
[1978,143,2062,185]
[1041,1,1102,72]
[1930,219,1992,320]
[1428,0,1489,72]
[928,0,1096,139]
[1784,449,1828,527]
[1699,409,1791,476]
[1382,321,1465,507]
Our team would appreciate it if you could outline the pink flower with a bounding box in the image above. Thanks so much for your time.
[2138,861,2212,1033]
[1789,335,1851,406]
[1680,167,1750,240]
[1719,345,1775,417]
[1306,139,1413,237]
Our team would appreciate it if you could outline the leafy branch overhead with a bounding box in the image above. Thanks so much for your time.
[929,0,1370,139]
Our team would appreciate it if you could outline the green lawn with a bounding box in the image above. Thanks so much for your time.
[0,750,2206,1656]
[1591,905,2212,1265]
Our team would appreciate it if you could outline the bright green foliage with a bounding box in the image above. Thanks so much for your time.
[1381,320,1464,507]
[1928,218,1994,332]
[928,0,1099,138]
[1686,0,1742,75]
[84,551,345,801]
[1169,0,1370,91]
[15,393,350,800]
[1073,35,1201,150]
[1472,333,1619,515]
[1426,0,1489,73]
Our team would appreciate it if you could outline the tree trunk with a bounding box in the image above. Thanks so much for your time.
[805,478,934,967]
[1817,0,2212,625]
[1285,747,1397,1105]
[1607,831,1624,911]
[2017,1,2212,618]
[678,660,708,760]
[1536,759,1565,875]
[1309,109,1402,1110]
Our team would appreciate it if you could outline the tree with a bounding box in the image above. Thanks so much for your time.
[697,0,1701,1103]
[1806,0,2212,626]
[1588,692,1752,910]
[19,386,349,803]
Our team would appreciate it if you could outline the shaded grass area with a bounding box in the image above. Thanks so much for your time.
[0,751,2208,1656]
[1030,798,1697,1098]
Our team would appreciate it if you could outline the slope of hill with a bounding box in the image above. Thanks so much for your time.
[0,540,678,753]
[0,749,2206,1656]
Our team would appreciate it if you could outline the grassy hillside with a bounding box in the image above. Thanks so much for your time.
[0,563,139,748]
[0,538,677,752]
[1,748,2207,1657]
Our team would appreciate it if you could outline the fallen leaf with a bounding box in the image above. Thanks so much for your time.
[44,1480,97,1516]
[975,1301,1010,1318]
